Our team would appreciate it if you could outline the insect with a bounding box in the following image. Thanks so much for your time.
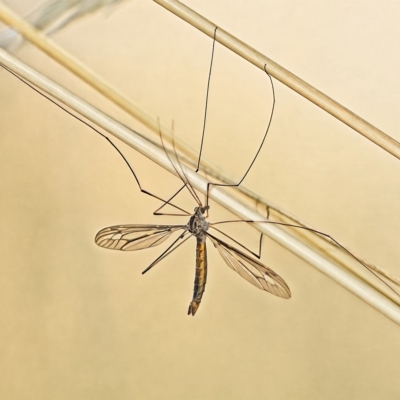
[95,206,291,316]
[1,28,398,317]
[93,27,291,315]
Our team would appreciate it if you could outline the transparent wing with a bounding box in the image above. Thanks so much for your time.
[207,233,291,299]
[95,224,186,251]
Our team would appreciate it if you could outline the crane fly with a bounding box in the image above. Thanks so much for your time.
[1,27,398,316]
[87,26,291,315]
[95,206,291,316]
[90,26,294,315]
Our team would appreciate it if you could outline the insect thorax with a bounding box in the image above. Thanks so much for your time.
[187,207,209,237]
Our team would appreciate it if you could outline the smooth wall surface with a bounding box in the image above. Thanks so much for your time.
[1,0,400,398]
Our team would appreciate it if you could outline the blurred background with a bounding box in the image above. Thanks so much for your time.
[1,0,400,398]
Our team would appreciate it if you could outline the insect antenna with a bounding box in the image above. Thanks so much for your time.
[157,118,201,206]
[211,219,400,298]
[170,120,202,205]
[0,63,192,216]
[152,119,203,215]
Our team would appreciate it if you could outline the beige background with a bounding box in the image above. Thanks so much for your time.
[1,0,400,398]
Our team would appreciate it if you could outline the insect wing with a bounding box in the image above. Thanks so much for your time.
[95,224,186,251]
[207,233,291,299]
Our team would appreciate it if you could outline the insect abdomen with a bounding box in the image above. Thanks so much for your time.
[188,235,207,316]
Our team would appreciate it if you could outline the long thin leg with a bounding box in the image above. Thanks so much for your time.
[0,63,192,216]
[142,230,192,274]
[151,27,218,214]
[157,35,275,221]
[196,26,218,172]
[210,219,400,298]
[205,64,275,213]
[210,225,263,260]
[152,184,189,216]
[201,62,275,260]
[199,62,275,255]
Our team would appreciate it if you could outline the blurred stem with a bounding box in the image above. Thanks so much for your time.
[0,1,159,135]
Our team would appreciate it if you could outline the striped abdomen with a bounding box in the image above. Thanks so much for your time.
[188,235,207,316]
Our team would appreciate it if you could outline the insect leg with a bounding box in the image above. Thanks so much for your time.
[205,65,275,212]
[210,225,263,259]
[0,63,192,216]
[196,26,217,172]
[200,63,275,259]
[211,219,400,298]
[151,27,218,214]
[142,230,192,274]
